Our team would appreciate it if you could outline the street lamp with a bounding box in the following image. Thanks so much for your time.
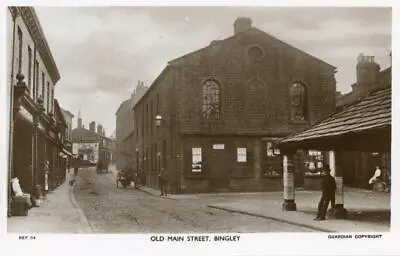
[155,114,163,127]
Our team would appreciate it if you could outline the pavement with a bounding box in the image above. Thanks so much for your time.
[109,161,390,233]
[7,170,92,234]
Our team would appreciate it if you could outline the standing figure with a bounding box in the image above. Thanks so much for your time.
[44,160,50,193]
[369,166,382,185]
[314,165,336,221]
[158,167,168,196]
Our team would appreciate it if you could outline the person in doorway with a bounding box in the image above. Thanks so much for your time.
[314,165,336,221]
[158,167,167,196]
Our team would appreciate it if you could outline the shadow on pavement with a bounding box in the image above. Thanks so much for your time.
[299,209,390,224]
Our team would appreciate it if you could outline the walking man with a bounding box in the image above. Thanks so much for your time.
[314,165,336,221]
[158,167,168,196]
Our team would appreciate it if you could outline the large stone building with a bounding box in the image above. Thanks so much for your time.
[336,54,391,189]
[7,7,66,199]
[132,17,337,193]
[115,81,147,171]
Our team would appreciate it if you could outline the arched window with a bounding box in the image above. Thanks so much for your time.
[290,82,308,121]
[202,79,221,120]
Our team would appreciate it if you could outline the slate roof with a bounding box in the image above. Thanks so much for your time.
[281,86,391,145]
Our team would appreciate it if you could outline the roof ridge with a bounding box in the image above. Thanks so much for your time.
[251,27,336,69]
[169,27,336,70]
[168,32,239,65]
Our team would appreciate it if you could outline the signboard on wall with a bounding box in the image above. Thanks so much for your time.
[212,144,225,150]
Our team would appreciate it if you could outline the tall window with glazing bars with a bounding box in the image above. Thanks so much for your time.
[202,79,221,120]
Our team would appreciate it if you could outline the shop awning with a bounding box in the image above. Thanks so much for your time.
[279,87,391,153]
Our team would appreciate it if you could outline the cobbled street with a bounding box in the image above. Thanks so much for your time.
[73,167,315,233]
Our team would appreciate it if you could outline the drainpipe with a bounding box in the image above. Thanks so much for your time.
[172,66,181,193]
[32,30,38,196]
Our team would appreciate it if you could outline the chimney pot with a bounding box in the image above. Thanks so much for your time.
[89,121,96,133]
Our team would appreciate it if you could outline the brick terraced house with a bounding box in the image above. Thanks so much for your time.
[133,17,337,193]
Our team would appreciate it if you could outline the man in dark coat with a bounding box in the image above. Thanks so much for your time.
[158,167,168,196]
[314,165,336,221]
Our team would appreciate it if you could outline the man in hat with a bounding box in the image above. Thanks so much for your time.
[314,165,336,221]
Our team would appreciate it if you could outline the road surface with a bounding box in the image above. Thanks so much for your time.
[73,167,316,233]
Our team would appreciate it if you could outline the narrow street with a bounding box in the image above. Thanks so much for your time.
[73,167,315,233]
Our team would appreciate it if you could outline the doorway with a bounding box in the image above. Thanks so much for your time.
[209,144,229,190]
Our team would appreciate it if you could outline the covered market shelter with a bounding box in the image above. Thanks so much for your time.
[278,86,391,218]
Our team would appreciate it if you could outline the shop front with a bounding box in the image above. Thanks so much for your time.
[179,136,286,193]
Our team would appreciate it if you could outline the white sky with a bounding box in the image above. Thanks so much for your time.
[34,6,392,136]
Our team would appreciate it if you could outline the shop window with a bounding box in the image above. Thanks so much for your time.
[290,82,308,122]
[237,148,247,163]
[304,150,324,176]
[262,141,282,177]
[192,147,202,172]
[202,79,221,120]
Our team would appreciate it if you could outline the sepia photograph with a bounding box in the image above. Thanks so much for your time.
[4,4,394,251]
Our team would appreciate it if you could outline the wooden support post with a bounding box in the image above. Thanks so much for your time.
[329,150,347,219]
[282,154,296,211]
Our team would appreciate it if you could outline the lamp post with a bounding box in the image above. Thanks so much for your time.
[154,114,180,193]
[155,114,163,128]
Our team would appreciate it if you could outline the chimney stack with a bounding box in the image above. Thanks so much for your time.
[89,121,96,133]
[77,109,82,128]
[97,124,102,135]
[356,53,380,94]
[234,17,252,35]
